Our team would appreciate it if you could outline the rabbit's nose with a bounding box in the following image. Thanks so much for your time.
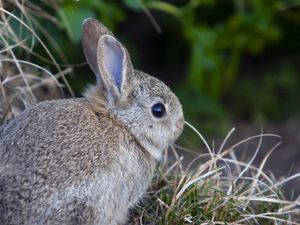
[175,118,184,130]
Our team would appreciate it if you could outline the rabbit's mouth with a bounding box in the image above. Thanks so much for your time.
[176,118,185,130]
[174,129,183,141]
[174,118,185,139]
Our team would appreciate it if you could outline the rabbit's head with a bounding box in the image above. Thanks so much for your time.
[82,19,184,161]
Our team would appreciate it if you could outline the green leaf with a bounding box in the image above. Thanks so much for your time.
[145,1,182,18]
[58,4,95,43]
[123,0,143,10]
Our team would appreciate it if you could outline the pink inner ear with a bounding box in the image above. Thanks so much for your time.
[102,36,124,92]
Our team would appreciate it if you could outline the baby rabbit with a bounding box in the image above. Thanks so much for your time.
[0,18,184,225]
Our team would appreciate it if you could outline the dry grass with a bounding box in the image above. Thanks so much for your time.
[0,0,73,123]
[129,124,300,224]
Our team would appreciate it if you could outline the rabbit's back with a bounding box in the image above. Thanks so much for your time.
[0,99,116,174]
[0,99,156,225]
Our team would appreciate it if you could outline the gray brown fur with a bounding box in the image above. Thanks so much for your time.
[0,18,184,225]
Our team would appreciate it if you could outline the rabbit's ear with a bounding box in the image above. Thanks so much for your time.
[97,35,132,104]
[82,18,112,83]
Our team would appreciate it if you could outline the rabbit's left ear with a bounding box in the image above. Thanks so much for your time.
[82,18,112,81]
[97,35,133,104]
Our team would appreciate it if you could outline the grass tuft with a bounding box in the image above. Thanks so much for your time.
[129,123,300,224]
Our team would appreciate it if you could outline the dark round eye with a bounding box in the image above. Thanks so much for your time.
[151,103,166,118]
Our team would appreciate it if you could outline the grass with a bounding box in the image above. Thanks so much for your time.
[129,125,300,224]
[0,0,73,123]
[1,2,300,224]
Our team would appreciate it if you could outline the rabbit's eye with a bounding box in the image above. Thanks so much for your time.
[151,103,166,118]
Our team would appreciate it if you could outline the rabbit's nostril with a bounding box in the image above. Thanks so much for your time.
[175,119,184,130]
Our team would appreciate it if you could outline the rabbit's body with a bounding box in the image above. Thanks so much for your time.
[0,98,156,225]
[0,19,184,225]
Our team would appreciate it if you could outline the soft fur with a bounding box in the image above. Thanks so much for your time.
[0,18,184,225]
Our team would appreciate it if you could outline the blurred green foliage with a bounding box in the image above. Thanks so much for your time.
[6,0,300,137]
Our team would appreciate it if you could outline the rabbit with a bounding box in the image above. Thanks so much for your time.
[0,18,184,225]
